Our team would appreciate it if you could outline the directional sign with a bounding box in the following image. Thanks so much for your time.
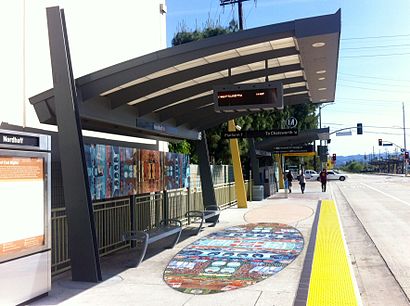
[335,130,352,136]
[286,117,298,128]
[222,129,298,139]
[272,145,314,154]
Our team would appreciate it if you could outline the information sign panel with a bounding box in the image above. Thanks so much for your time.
[0,156,45,262]
[222,129,298,139]
[272,145,314,154]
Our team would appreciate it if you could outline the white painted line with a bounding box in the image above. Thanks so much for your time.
[361,183,410,207]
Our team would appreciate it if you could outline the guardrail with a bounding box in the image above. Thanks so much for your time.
[50,181,250,276]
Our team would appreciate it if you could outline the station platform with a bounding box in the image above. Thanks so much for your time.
[31,181,361,306]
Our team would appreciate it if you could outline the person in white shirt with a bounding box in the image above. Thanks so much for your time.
[298,172,306,194]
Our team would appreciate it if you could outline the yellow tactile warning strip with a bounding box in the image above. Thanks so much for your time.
[306,200,359,306]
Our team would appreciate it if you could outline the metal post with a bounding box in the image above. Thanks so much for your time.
[238,0,244,30]
[249,138,261,185]
[129,195,136,248]
[228,120,248,208]
[46,7,101,282]
[403,102,407,176]
[197,131,218,209]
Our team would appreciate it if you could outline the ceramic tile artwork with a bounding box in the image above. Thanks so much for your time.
[164,223,304,294]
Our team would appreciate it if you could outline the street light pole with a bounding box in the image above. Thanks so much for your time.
[403,102,407,176]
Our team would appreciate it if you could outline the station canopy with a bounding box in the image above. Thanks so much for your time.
[30,10,340,141]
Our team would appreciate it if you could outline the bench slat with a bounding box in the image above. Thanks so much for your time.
[122,218,182,267]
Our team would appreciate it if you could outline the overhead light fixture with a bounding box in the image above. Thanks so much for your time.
[316,70,326,74]
[318,88,327,91]
[312,42,326,48]
[318,77,326,81]
[320,98,327,102]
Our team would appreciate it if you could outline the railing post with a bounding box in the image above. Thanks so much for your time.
[163,190,169,225]
[129,195,136,248]
[187,187,191,225]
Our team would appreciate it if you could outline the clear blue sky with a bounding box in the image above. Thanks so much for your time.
[166,0,410,157]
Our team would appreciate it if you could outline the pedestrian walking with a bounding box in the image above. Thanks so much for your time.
[299,172,306,194]
[319,168,327,192]
[286,171,293,193]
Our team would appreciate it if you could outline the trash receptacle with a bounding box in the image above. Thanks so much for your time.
[252,185,264,201]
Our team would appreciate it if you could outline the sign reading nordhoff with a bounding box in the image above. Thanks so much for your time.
[0,157,45,259]
[0,133,40,147]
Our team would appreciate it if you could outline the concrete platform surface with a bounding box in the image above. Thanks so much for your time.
[30,182,333,306]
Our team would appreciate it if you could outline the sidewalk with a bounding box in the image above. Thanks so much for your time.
[32,182,330,306]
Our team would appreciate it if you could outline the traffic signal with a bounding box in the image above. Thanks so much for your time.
[357,123,363,135]
[332,153,337,161]
[378,139,383,146]
[405,152,409,159]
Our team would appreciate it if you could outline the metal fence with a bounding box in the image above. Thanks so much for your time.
[50,181,250,276]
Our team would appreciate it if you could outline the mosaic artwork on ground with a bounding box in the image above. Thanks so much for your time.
[163,223,304,294]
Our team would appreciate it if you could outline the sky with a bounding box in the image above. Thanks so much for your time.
[165,0,410,157]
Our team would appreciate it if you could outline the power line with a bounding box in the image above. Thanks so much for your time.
[341,43,410,50]
[338,78,410,88]
[339,73,410,83]
[341,34,410,41]
[340,52,410,58]
[337,83,410,93]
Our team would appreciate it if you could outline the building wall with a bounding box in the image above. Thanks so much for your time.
[1,0,167,147]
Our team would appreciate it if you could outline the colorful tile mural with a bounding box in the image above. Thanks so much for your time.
[138,149,163,194]
[85,144,139,200]
[163,223,304,294]
[85,145,190,200]
[164,152,190,190]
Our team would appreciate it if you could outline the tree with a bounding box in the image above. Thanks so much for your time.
[341,160,365,173]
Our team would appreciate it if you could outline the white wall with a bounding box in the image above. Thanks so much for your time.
[0,0,167,146]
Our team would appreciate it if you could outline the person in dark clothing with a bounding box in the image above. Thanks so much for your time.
[319,168,327,192]
[286,171,293,193]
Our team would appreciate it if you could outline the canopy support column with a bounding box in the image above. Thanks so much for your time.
[46,6,101,282]
[197,131,217,208]
[249,138,262,185]
[228,120,247,208]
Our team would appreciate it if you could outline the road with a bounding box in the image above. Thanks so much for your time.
[330,174,410,305]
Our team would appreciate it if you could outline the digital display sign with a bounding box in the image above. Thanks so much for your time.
[214,82,283,112]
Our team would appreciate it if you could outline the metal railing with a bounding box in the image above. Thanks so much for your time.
[50,180,249,276]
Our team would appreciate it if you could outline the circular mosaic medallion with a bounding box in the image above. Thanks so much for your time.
[163,223,304,294]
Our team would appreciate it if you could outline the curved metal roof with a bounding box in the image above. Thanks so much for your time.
[30,10,340,141]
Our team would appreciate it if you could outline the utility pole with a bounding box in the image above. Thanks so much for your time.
[403,102,407,176]
[219,0,251,30]
[219,0,252,207]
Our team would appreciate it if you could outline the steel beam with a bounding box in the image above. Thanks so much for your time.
[46,6,101,282]
[196,132,218,209]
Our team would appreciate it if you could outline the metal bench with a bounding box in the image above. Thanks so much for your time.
[122,218,182,266]
[185,205,221,235]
